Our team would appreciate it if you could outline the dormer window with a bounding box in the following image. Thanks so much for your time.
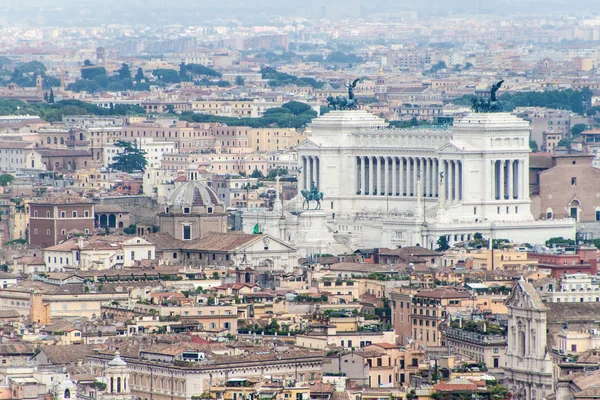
[183,207,190,214]
[165,207,170,214]
[207,207,213,214]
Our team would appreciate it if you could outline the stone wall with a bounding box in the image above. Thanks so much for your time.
[93,196,161,226]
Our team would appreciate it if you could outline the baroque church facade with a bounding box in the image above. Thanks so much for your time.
[504,279,554,400]
[244,110,575,254]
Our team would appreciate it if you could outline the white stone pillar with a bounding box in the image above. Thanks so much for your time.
[421,158,429,197]
[458,161,463,201]
[302,156,307,190]
[434,159,439,197]
[447,160,453,201]
[488,159,494,201]
[356,157,361,194]
[307,156,313,189]
[383,157,389,195]
[438,160,448,205]
[412,158,418,196]
[361,157,366,195]
[499,159,505,200]
[372,156,377,195]
[522,158,529,200]
[507,159,513,200]
[449,160,454,202]
[399,157,404,196]
[374,157,380,195]
[316,156,320,189]
[392,157,397,196]
[367,156,372,195]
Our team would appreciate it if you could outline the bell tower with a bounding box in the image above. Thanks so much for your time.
[101,351,132,399]
[375,65,386,101]
[36,74,43,94]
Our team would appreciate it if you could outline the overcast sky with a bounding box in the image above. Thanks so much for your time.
[4,0,600,26]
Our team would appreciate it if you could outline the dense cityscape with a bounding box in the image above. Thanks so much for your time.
[1,2,600,400]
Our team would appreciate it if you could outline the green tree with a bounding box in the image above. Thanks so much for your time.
[529,139,538,152]
[436,235,450,251]
[48,88,54,104]
[0,174,15,186]
[80,61,107,80]
[134,67,145,82]
[118,63,132,80]
[306,54,324,63]
[235,76,245,86]
[152,69,180,83]
[267,168,288,179]
[557,137,571,148]
[545,236,576,247]
[250,169,264,179]
[0,56,12,67]
[473,232,483,240]
[430,60,447,73]
[587,106,600,116]
[108,140,148,172]
[281,101,313,115]
[571,123,588,138]
[179,63,222,80]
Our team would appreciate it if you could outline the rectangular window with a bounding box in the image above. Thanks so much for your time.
[183,225,191,240]
[130,251,135,260]
[72,211,77,218]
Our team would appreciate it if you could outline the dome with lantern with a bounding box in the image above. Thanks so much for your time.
[164,165,224,214]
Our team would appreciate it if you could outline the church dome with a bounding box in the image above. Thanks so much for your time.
[165,180,222,211]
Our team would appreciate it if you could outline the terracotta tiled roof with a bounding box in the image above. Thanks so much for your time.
[16,256,45,265]
[183,232,260,252]
[143,233,187,250]
[414,288,472,299]
[39,344,96,365]
[369,343,399,350]
[0,343,35,355]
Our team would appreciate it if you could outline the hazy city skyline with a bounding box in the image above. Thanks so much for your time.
[4,0,600,26]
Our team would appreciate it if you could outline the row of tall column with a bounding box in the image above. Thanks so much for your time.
[301,156,320,190]
[356,156,440,198]
[492,159,524,200]
[440,159,463,204]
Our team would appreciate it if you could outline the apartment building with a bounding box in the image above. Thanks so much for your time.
[28,198,95,248]
[408,288,473,348]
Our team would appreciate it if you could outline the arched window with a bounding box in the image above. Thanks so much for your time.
[570,200,580,221]
[117,377,122,393]
[520,330,526,356]
[64,389,71,398]
[546,208,553,220]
